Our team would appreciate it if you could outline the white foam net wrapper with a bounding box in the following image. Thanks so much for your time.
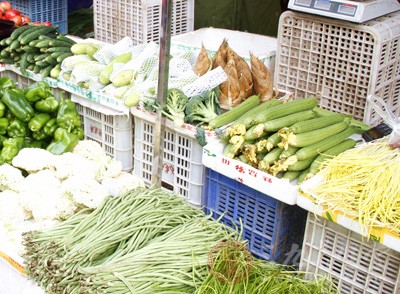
[93,37,134,64]
[182,66,227,97]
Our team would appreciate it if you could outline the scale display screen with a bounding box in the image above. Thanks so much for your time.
[288,0,400,23]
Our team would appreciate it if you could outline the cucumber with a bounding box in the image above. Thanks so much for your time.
[17,25,42,42]
[28,39,43,47]
[35,39,53,48]
[9,39,21,51]
[34,53,50,62]
[56,52,73,63]
[19,52,29,75]
[20,25,59,45]
[0,57,14,64]
[33,65,41,73]
[48,39,73,48]
[9,24,35,42]
[46,46,71,53]
[45,55,57,65]
[40,65,53,78]
[0,47,10,57]
[36,60,49,68]
[56,34,77,44]
[0,38,9,47]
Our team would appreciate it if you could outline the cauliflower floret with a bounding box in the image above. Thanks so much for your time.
[72,139,107,161]
[11,148,57,173]
[101,172,145,197]
[0,163,25,192]
[0,190,30,227]
[61,175,110,209]
[95,156,123,182]
[53,152,99,180]
[19,170,77,222]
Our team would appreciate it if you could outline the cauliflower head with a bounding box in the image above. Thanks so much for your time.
[61,175,110,209]
[0,190,30,227]
[53,152,99,180]
[0,163,25,192]
[19,170,77,222]
[12,148,57,173]
[71,139,107,161]
[101,172,145,197]
[95,156,123,182]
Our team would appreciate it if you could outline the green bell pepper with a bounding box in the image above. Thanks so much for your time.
[7,118,29,138]
[43,118,58,137]
[32,129,48,141]
[0,117,9,135]
[0,101,6,117]
[56,97,82,132]
[28,113,51,132]
[0,137,24,163]
[0,77,16,96]
[46,127,80,155]
[34,96,59,113]
[2,88,35,122]
[24,137,47,149]
[0,134,7,148]
[4,108,15,121]
[24,81,53,103]
[72,127,84,140]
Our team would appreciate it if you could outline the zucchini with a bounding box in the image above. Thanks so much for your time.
[252,97,319,128]
[232,98,282,129]
[258,147,283,171]
[263,110,316,133]
[297,168,311,184]
[282,170,302,182]
[287,156,317,171]
[209,95,261,129]
[285,121,350,148]
[20,25,58,45]
[244,124,267,141]
[308,138,357,175]
[293,126,358,161]
[282,113,348,134]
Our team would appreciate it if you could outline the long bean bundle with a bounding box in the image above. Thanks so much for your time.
[309,137,400,233]
[22,187,212,293]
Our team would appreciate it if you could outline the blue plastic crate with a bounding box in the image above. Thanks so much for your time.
[202,168,307,265]
[10,0,68,34]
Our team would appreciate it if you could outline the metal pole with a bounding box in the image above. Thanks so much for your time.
[151,0,172,187]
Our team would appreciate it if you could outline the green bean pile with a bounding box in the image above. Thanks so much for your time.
[22,187,241,293]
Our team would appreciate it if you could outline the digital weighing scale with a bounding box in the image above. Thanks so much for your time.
[288,0,400,23]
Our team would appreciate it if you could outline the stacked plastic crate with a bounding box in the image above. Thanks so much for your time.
[93,0,195,44]
[274,11,400,127]
[274,10,400,293]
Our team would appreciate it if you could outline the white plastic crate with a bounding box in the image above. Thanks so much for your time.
[131,107,204,206]
[171,27,277,79]
[300,213,400,294]
[275,11,400,127]
[73,95,134,172]
[93,0,194,45]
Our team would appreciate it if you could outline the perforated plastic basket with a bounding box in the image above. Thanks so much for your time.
[275,11,400,127]
[74,96,134,172]
[132,107,204,206]
[300,213,400,294]
[10,0,68,34]
[203,168,307,264]
[93,0,194,44]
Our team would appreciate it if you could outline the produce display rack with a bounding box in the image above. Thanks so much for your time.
[10,0,68,34]
[300,213,400,294]
[202,168,307,264]
[275,10,400,127]
[93,0,195,44]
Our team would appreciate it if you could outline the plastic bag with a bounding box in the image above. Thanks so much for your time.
[367,94,400,148]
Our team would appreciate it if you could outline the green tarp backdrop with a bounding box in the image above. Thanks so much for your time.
[194,0,283,37]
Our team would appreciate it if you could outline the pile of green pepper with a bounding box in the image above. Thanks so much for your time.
[0,76,84,163]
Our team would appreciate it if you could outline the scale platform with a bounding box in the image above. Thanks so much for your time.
[288,0,400,23]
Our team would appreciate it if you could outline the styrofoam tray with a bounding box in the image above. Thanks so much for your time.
[298,174,400,253]
[202,142,298,205]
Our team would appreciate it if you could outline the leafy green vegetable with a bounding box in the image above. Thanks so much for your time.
[161,88,188,127]
[184,88,221,124]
